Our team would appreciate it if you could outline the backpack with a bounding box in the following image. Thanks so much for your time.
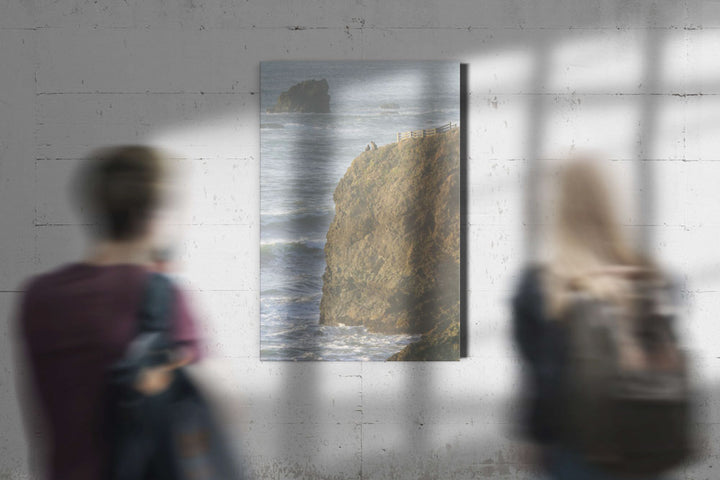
[106,273,244,480]
[561,275,692,476]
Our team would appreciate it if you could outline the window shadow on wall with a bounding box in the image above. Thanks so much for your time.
[150,3,720,475]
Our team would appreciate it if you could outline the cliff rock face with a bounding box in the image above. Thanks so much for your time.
[320,129,460,360]
[267,79,331,113]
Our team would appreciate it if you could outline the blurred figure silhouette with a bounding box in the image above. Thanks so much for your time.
[14,146,203,480]
[512,158,692,480]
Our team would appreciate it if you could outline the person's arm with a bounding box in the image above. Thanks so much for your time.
[512,267,546,365]
[134,354,191,395]
[12,279,50,478]
[512,266,563,446]
[169,286,203,362]
[134,284,202,395]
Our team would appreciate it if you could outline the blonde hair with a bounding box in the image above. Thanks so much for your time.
[545,158,655,317]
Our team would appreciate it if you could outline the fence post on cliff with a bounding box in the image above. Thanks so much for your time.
[396,122,460,143]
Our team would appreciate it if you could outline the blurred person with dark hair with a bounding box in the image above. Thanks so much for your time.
[512,158,689,479]
[14,146,202,480]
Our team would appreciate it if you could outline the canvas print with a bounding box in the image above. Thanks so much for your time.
[261,61,460,361]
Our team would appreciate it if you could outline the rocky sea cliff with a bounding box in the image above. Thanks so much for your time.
[319,128,460,361]
[266,78,331,113]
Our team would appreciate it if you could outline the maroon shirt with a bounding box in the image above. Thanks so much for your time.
[16,263,202,480]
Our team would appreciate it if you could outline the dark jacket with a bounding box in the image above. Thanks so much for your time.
[511,267,569,444]
[512,266,682,445]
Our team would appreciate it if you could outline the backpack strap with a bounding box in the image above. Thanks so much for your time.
[136,272,175,335]
[111,273,175,380]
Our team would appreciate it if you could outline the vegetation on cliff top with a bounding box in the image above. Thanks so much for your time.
[320,128,460,360]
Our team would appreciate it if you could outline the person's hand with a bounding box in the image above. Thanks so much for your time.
[134,350,191,395]
[134,365,175,395]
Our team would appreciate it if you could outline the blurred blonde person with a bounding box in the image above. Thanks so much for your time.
[511,158,675,480]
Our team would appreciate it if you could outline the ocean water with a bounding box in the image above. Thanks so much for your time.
[260,61,460,361]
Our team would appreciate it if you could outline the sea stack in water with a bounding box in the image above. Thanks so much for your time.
[319,128,460,361]
[267,79,331,113]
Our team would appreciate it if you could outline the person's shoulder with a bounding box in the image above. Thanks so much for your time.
[19,263,81,297]
[514,264,546,292]
[654,265,681,288]
[19,274,41,298]
[15,264,88,334]
[513,264,553,314]
[143,271,185,293]
[647,265,684,307]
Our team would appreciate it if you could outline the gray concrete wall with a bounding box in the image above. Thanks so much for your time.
[2,1,719,478]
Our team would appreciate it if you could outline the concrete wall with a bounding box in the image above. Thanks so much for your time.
[2,0,720,478]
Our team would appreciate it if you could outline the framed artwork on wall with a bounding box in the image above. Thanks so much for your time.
[261,61,460,361]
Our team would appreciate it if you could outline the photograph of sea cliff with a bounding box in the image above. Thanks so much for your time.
[261,61,460,361]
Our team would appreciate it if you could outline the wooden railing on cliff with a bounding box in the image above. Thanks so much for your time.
[396,122,458,142]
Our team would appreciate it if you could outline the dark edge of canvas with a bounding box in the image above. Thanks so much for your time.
[460,63,469,359]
